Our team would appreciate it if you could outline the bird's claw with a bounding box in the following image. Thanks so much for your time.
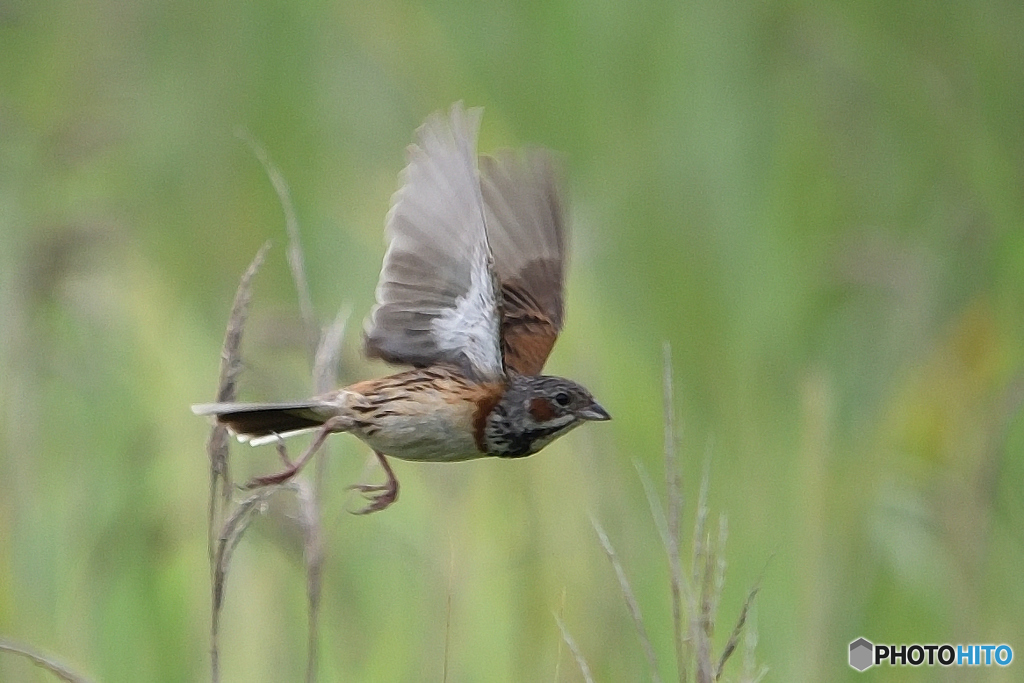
[244,467,300,489]
[348,451,399,514]
[348,480,399,514]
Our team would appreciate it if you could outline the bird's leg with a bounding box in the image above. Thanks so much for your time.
[348,450,399,515]
[274,439,294,467]
[244,416,350,489]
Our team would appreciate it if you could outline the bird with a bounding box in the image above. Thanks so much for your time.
[193,103,610,513]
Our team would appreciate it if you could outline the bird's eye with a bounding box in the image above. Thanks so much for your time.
[554,392,571,407]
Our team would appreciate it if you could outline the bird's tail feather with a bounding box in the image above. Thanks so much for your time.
[191,401,333,446]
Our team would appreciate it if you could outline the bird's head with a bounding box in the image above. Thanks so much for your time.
[484,374,610,458]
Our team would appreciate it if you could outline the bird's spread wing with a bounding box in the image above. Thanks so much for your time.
[480,150,566,375]
[364,103,504,381]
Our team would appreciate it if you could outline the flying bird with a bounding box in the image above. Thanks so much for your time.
[193,103,609,513]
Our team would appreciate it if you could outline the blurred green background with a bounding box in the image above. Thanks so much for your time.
[2,0,1023,680]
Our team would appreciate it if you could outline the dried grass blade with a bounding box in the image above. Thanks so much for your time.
[237,130,316,359]
[715,580,762,681]
[591,516,662,683]
[294,480,323,683]
[207,244,270,683]
[0,639,95,683]
[554,615,596,683]
[211,487,278,681]
[208,242,270,559]
[661,342,687,683]
[313,304,351,395]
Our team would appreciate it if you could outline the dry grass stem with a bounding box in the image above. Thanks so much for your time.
[591,516,663,683]
[238,143,345,680]
[207,244,269,683]
[0,639,95,683]
[302,305,350,682]
[695,527,715,683]
[205,146,343,679]
[213,489,279,611]
[586,346,762,683]
[741,605,767,683]
[635,461,672,558]
[294,479,323,683]
[208,242,270,564]
[712,515,728,633]
[692,458,710,592]
[553,588,568,683]
[662,342,687,683]
[236,130,317,359]
[314,305,351,394]
[554,615,596,683]
[715,580,761,681]
[212,486,280,682]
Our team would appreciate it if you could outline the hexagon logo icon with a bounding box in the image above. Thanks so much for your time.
[849,638,874,671]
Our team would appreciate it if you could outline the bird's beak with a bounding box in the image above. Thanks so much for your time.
[579,402,611,421]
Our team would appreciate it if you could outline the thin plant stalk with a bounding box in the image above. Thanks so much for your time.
[555,616,596,683]
[207,244,268,683]
[592,517,663,683]
[0,639,95,683]
[302,306,349,683]
[208,242,269,567]
[584,345,763,682]
[662,342,687,683]
[236,130,317,360]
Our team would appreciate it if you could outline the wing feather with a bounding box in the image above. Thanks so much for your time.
[480,150,566,375]
[364,103,504,380]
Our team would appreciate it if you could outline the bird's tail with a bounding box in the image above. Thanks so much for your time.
[191,401,336,446]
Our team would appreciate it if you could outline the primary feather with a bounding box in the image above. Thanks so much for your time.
[364,103,504,381]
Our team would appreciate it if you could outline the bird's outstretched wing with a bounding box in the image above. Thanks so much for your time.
[364,103,504,381]
[480,149,566,375]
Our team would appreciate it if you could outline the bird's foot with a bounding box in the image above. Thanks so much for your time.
[243,416,348,489]
[348,451,399,514]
